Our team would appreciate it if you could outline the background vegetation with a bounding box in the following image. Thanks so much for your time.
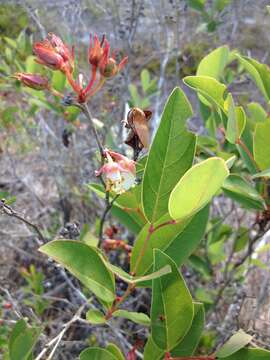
[1,1,270,359]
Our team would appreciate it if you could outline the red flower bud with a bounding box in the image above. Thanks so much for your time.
[33,33,74,73]
[98,40,128,78]
[14,73,49,90]
[88,33,105,67]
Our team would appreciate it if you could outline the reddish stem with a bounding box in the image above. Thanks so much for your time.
[236,138,259,171]
[166,357,215,360]
[65,69,82,94]
[82,66,97,96]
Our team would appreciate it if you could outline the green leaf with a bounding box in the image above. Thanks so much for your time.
[169,157,229,221]
[183,75,227,109]
[236,55,270,101]
[86,310,106,324]
[141,69,151,92]
[188,255,211,277]
[9,319,39,360]
[151,250,194,350]
[101,259,171,284]
[113,310,150,326]
[222,174,266,210]
[253,121,270,170]
[81,231,99,247]
[144,336,164,360]
[52,70,66,92]
[88,184,145,233]
[80,347,117,360]
[197,46,229,80]
[25,56,44,73]
[187,0,206,11]
[247,102,267,123]
[234,227,249,252]
[214,0,231,11]
[130,207,208,276]
[252,168,270,179]
[106,343,125,360]
[39,240,115,302]
[218,348,270,360]
[142,87,195,223]
[171,303,205,357]
[225,94,246,144]
[217,329,253,358]
[237,124,257,174]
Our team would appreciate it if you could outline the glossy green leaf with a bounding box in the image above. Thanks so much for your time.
[183,76,227,109]
[254,121,270,170]
[218,348,270,360]
[142,87,195,223]
[102,258,171,284]
[144,336,164,360]
[113,310,150,326]
[252,168,270,179]
[106,343,125,360]
[197,46,229,79]
[171,303,205,356]
[225,155,237,169]
[88,184,145,233]
[247,102,267,123]
[222,174,265,210]
[169,158,229,221]
[25,55,44,73]
[86,310,106,324]
[131,207,208,276]
[80,347,117,360]
[52,70,66,92]
[217,329,253,358]
[39,240,115,302]
[9,319,39,360]
[236,55,270,101]
[151,250,194,350]
[237,124,257,174]
[225,94,246,144]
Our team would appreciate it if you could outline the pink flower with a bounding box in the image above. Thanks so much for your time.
[95,150,136,194]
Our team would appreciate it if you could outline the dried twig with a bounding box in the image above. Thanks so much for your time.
[0,200,45,243]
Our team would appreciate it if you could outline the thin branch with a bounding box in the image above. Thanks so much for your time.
[99,194,119,243]
[0,200,45,243]
[34,304,86,360]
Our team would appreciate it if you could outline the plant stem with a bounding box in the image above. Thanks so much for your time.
[98,194,119,244]
[167,357,216,360]
[0,200,45,243]
[236,138,259,171]
[80,102,105,160]
[132,223,154,276]
[105,219,178,318]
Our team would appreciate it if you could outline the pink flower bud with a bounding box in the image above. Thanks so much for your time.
[14,73,49,90]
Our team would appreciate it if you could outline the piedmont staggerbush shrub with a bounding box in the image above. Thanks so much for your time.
[4,29,270,360]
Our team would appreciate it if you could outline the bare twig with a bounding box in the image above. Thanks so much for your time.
[34,303,86,360]
[0,200,45,243]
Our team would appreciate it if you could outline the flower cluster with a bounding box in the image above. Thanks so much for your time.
[95,149,136,194]
[14,33,128,103]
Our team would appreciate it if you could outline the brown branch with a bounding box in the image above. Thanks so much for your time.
[0,199,45,242]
